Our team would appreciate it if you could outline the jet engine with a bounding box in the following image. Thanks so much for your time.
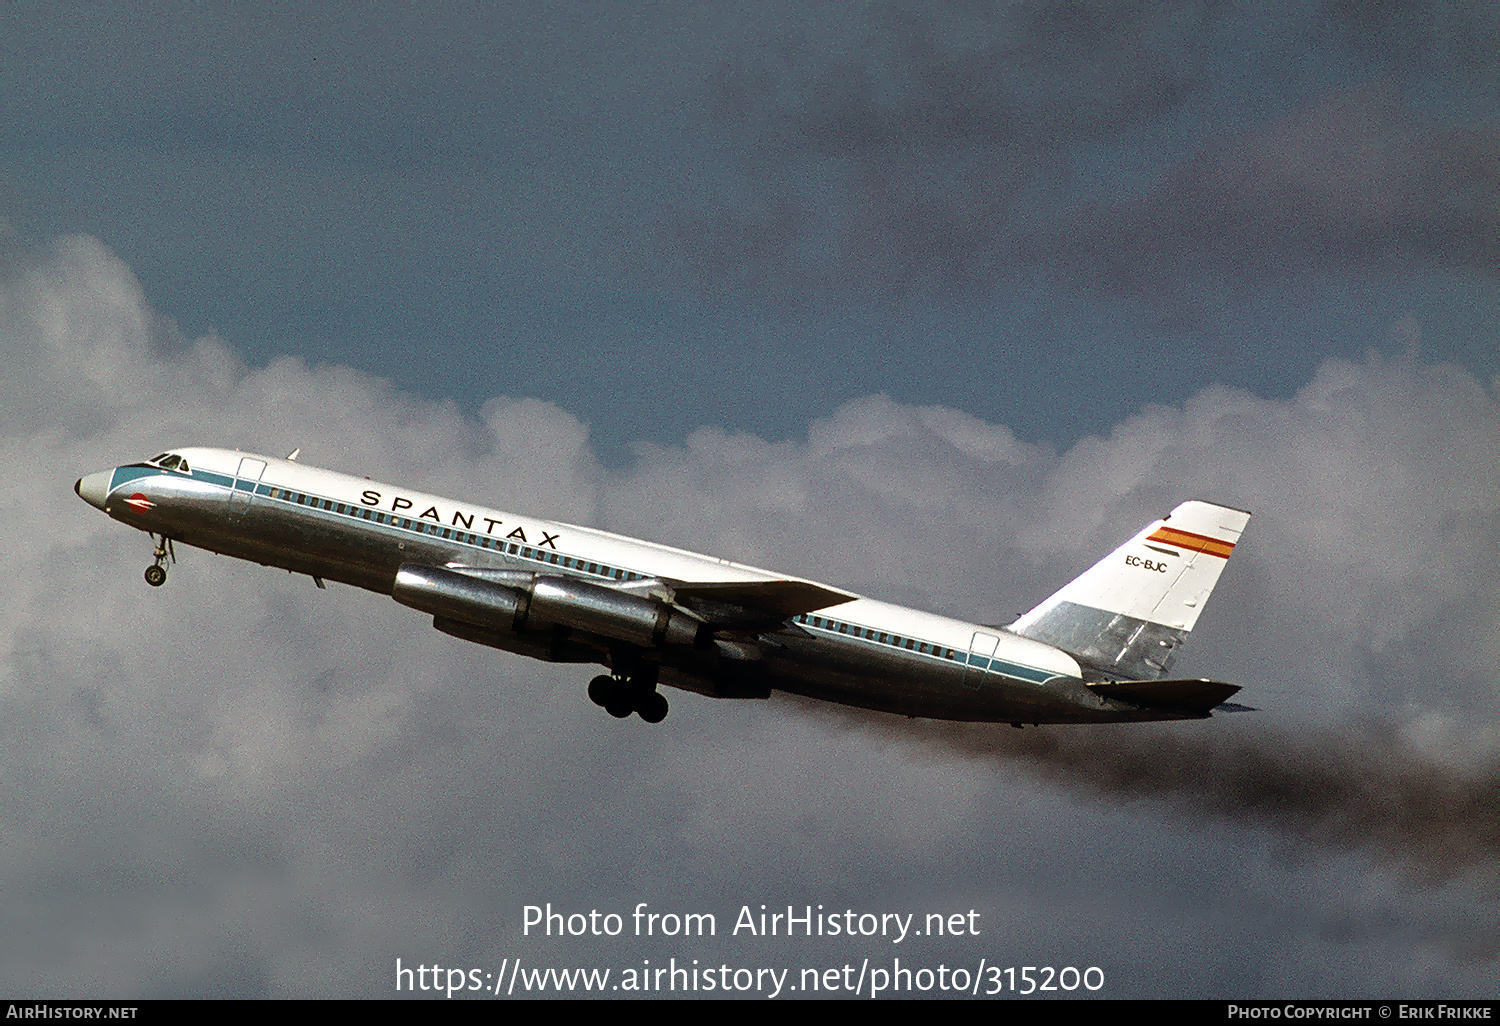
[391,564,709,651]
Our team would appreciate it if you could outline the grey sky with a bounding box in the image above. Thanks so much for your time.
[6,2,1497,458]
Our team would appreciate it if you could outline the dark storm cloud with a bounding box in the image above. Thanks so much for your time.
[678,5,1500,310]
[710,1,1215,159]
[1321,0,1500,74]
[678,1,1222,301]
[1040,88,1500,302]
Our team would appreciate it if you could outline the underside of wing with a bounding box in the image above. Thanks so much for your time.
[665,578,858,629]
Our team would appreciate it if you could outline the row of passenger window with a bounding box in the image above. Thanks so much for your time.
[256,484,959,651]
[794,613,956,660]
[261,485,646,584]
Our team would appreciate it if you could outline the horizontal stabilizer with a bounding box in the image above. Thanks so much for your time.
[1087,678,1242,716]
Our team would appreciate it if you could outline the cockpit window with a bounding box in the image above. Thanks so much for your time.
[147,453,190,473]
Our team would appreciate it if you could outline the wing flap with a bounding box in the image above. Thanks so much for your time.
[665,578,857,628]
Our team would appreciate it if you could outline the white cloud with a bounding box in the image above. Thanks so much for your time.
[4,235,1497,996]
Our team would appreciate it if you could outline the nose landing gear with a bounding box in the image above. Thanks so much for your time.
[144,534,175,587]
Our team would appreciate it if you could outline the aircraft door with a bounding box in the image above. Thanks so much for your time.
[229,457,266,513]
[963,631,1001,690]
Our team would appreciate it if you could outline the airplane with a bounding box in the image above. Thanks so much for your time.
[75,447,1251,726]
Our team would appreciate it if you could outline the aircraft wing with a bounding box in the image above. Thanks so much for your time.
[662,578,858,629]
[440,565,856,630]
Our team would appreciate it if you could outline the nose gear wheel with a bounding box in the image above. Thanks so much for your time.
[144,534,175,587]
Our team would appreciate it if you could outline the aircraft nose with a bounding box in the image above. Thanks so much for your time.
[75,470,111,511]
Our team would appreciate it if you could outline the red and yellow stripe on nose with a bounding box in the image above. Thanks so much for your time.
[1147,526,1235,559]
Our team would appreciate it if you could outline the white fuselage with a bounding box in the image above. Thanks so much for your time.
[76,447,1213,725]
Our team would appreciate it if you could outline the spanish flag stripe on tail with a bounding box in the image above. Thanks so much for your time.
[1147,526,1235,559]
[1008,500,1250,681]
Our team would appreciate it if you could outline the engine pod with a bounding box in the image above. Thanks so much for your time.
[392,563,529,630]
[392,564,707,650]
[528,575,707,649]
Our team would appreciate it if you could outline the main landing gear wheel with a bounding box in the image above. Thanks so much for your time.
[587,673,669,723]
[587,675,613,707]
[144,564,167,587]
[638,691,668,724]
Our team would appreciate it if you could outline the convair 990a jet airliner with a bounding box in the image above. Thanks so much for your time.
[75,448,1250,726]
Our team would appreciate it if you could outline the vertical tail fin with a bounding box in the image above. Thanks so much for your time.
[1008,501,1250,680]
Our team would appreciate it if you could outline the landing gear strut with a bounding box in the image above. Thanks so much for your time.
[145,534,175,587]
[587,671,669,723]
